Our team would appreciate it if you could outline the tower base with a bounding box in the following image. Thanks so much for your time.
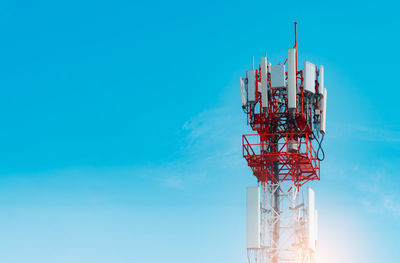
[247,182,316,263]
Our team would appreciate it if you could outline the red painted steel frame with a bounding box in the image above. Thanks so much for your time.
[242,133,320,187]
[242,22,320,187]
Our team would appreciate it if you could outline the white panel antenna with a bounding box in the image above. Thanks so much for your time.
[271,65,285,88]
[304,61,316,93]
[287,48,296,110]
[246,187,261,249]
[314,209,318,247]
[320,88,327,133]
[240,77,246,107]
[247,70,256,103]
[306,187,316,251]
[261,57,268,109]
[318,66,324,95]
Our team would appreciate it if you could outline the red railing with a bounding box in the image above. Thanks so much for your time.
[242,132,320,185]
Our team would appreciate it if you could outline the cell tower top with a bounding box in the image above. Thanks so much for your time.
[239,22,327,187]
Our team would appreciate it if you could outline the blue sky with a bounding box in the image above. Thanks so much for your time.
[0,0,399,262]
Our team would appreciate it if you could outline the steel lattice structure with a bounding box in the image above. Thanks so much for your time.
[240,23,326,263]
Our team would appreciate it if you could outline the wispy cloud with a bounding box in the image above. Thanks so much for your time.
[330,164,400,218]
[330,122,400,144]
[181,104,247,165]
[161,175,185,189]
[0,103,246,199]
[360,192,400,216]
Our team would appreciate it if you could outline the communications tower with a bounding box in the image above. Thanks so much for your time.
[240,22,327,263]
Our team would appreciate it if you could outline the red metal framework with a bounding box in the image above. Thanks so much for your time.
[242,133,320,187]
[241,23,321,187]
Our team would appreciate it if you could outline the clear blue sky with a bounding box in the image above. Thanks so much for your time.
[0,0,398,262]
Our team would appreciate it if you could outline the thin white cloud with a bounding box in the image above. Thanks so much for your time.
[161,175,184,189]
[329,122,400,143]
[329,164,400,218]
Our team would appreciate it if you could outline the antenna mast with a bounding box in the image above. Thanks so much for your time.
[240,22,327,263]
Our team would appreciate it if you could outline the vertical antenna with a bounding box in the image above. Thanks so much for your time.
[294,21,298,72]
[252,56,254,70]
[294,21,297,49]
